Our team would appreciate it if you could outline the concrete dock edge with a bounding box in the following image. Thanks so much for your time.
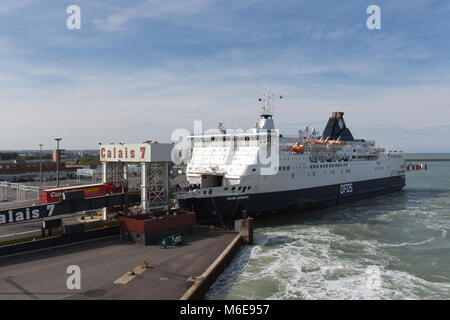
[180,234,243,300]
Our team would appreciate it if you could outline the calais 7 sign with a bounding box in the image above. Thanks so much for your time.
[100,144,151,163]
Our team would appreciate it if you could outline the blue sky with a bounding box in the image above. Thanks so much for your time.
[0,0,449,152]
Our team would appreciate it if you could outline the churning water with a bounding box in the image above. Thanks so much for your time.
[206,155,450,300]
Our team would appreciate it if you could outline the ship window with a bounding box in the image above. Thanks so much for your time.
[287,166,290,170]
[242,187,247,192]
[248,186,251,190]
[209,189,212,195]
[232,187,236,191]
[224,187,228,191]
[252,168,256,172]
[238,187,241,190]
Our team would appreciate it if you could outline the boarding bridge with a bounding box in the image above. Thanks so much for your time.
[0,142,173,226]
[99,142,173,219]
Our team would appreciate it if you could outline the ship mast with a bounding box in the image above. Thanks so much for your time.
[258,91,282,130]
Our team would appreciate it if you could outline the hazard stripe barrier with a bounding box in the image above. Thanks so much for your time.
[0,220,119,247]
[0,232,62,248]
[82,220,119,231]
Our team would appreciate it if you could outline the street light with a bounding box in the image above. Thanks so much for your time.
[54,138,62,188]
[39,144,43,183]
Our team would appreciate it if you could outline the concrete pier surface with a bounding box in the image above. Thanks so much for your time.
[0,226,239,300]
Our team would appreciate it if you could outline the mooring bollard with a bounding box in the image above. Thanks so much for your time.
[234,217,254,245]
[246,218,253,245]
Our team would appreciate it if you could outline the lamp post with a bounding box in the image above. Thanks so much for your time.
[39,144,43,183]
[54,138,62,188]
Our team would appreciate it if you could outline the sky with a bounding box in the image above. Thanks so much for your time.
[0,0,449,152]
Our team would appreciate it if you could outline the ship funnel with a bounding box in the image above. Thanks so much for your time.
[322,111,354,141]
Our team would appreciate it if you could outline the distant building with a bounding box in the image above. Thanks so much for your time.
[0,160,73,182]
[75,167,102,183]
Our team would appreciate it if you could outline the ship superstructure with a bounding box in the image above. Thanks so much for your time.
[177,93,406,222]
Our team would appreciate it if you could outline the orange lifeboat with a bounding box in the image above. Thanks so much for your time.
[326,140,344,150]
[327,141,344,146]
[307,140,327,150]
[291,145,305,154]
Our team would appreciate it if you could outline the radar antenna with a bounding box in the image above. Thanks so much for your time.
[258,91,283,118]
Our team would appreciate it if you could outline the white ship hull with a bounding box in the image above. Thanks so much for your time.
[176,98,406,222]
[178,156,405,222]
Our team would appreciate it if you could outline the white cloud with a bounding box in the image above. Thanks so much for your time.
[0,0,448,152]
[0,45,449,152]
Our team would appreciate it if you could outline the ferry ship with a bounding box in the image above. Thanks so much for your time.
[177,92,406,223]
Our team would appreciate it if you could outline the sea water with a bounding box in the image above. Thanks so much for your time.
[206,155,450,299]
